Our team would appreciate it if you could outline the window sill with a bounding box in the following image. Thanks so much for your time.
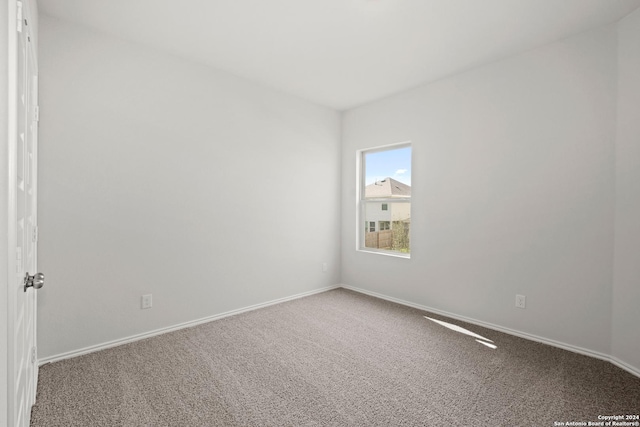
[357,248,411,259]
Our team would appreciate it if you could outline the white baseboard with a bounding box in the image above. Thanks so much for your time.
[340,284,640,379]
[38,285,340,366]
[609,356,640,378]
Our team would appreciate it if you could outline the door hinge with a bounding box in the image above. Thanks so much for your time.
[31,347,37,364]
[16,1,23,33]
[32,226,38,243]
[34,106,39,122]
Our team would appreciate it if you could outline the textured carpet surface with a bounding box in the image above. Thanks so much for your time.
[31,289,640,426]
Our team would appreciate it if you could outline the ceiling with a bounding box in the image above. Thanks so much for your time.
[37,0,640,110]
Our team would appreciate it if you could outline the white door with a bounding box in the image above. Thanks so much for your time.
[11,1,40,425]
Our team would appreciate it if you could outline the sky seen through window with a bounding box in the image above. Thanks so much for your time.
[365,146,411,186]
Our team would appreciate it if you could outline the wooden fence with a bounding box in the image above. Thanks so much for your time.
[365,230,393,249]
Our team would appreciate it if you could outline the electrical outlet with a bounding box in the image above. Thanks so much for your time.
[141,294,153,309]
[322,262,328,272]
[515,294,526,309]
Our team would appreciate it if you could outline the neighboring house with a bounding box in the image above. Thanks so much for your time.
[363,177,411,234]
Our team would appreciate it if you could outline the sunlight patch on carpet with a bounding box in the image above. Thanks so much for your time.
[475,339,497,349]
[424,316,496,348]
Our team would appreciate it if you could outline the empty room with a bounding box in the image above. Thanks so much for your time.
[2,0,640,426]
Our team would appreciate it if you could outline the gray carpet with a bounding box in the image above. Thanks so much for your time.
[31,289,640,426]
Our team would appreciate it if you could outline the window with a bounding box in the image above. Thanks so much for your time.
[359,143,411,256]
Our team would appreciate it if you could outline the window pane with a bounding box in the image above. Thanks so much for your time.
[364,146,411,199]
[363,202,410,253]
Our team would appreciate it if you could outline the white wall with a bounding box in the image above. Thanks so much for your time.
[37,16,341,359]
[613,8,640,373]
[342,25,617,355]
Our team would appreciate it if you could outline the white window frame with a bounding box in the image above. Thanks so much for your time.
[357,141,411,258]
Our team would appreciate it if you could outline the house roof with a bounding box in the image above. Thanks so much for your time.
[364,178,411,199]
